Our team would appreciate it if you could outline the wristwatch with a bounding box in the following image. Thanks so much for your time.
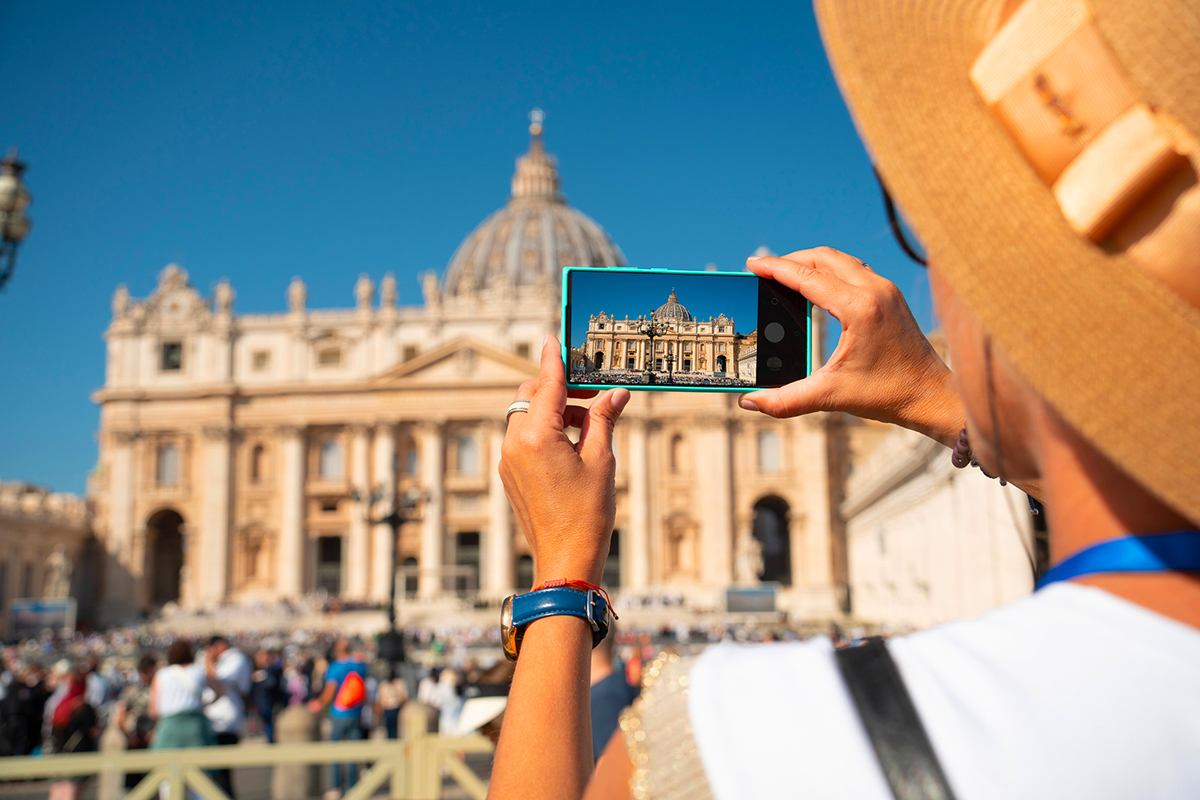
[501,587,612,662]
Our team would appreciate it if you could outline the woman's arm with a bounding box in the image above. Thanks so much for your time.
[488,336,631,800]
[743,248,1043,499]
[148,676,158,720]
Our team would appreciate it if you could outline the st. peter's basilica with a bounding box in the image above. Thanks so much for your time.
[89,116,852,624]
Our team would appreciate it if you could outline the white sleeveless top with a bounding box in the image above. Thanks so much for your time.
[155,663,206,718]
[681,583,1200,799]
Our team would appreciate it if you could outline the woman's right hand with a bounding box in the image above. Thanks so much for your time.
[742,247,963,447]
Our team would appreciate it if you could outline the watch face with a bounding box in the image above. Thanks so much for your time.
[501,595,518,662]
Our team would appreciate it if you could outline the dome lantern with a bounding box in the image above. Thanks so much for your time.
[441,111,627,300]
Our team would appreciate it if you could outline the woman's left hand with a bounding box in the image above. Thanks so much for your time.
[500,335,631,586]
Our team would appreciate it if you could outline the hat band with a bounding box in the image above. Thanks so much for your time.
[970,0,1200,308]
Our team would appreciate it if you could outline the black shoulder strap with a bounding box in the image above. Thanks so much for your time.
[834,638,958,800]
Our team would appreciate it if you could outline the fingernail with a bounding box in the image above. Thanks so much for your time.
[739,398,758,412]
[611,388,631,413]
[542,334,549,349]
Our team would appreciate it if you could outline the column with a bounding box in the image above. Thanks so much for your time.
[416,422,445,598]
[277,425,306,599]
[347,425,371,599]
[700,421,734,587]
[627,420,651,590]
[371,423,396,603]
[484,422,513,599]
[101,430,139,622]
[198,427,232,605]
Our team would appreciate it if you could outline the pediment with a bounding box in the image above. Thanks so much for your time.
[373,337,539,386]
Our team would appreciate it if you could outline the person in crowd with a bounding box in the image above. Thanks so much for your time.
[251,649,286,742]
[48,668,100,800]
[435,667,464,735]
[416,667,441,708]
[150,641,222,750]
[308,638,368,800]
[115,653,159,789]
[203,636,253,799]
[487,1,1200,796]
[373,664,408,740]
[588,627,639,764]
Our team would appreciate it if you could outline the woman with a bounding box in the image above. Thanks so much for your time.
[489,0,1200,797]
[374,664,408,740]
[149,641,224,750]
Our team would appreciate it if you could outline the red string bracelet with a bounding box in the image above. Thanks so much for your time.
[533,578,619,621]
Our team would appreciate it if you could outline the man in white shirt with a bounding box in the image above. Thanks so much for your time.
[203,637,253,799]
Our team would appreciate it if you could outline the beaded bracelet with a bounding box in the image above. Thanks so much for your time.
[533,578,619,620]
[950,427,1007,486]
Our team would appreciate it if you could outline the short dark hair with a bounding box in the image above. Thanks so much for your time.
[209,635,229,648]
[167,641,194,666]
[137,653,158,675]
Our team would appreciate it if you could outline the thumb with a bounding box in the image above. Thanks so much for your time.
[579,388,631,463]
[739,374,829,419]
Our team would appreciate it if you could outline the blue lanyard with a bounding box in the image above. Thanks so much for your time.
[1036,530,1200,590]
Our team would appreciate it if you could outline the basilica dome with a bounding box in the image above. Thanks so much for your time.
[652,290,692,323]
[442,114,627,298]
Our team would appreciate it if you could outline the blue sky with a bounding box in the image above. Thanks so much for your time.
[0,1,933,494]
[567,270,759,347]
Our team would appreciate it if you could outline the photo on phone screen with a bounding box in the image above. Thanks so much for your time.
[563,267,810,391]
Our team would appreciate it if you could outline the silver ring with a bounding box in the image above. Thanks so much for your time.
[506,400,531,422]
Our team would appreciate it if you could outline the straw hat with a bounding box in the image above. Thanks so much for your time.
[814,0,1200,522]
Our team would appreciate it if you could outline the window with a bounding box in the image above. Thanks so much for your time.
[403,345,419,362]
[719,343,726,352]
[403,557,419,596]
[161,342,183,372]
[252,350,271,372]
[515,342,531,359]
[315,536,342,594]
[156,444,180,487]
[597,323,605,330]
[402,442,418,475]
[757,430,782,473]
[656,342,663,352]
[670,435,686,473]
[456,434,479,475]
[655,358,663,370]
[684,342,692,353]
[517,555,534,592]
[596,340,604,350]
[319,440,343,480]
[250,445,265,483]
[317,347,341,367]
[321,499,339,513]
[718,326,726,332]
[602,530,621,589]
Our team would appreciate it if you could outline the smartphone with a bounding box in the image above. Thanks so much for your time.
[562,266,811,392]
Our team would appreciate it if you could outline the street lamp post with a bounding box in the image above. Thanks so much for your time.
[0,149,33,292]
[351,484,428,664]
[635,312,669,386]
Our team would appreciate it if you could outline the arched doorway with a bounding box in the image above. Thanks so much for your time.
[716,355,727,373]
[594,351,605,370]
[752,496,792,585]
[146,509,185,605]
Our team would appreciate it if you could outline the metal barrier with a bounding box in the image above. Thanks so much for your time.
[0,732,493,800]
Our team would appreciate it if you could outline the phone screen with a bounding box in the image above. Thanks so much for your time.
[563,267,810,391]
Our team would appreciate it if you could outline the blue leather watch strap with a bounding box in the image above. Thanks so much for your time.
[511,587,610,647]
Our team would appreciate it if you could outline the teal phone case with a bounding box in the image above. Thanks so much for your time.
[561,266,812,393]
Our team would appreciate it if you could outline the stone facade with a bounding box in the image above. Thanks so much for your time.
[89,120,849,624]
[582,290,745,378]
[841,425,1035,628]
[0,481,94,637]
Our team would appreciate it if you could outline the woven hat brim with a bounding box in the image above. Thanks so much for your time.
[814,0,1200,523]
